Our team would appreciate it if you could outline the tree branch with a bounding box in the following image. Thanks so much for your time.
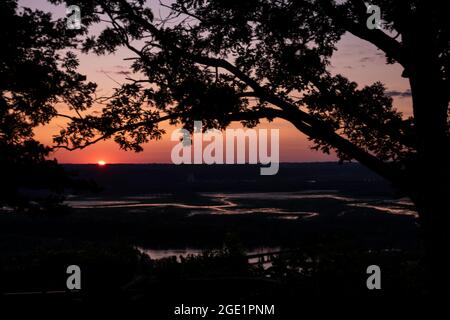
[322,0,406,67]
[96,0,407,187]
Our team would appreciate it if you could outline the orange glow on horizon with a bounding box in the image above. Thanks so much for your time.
[30,33,411,164]
[97,160,107,166]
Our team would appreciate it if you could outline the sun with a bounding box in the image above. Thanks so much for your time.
[97,160,107,166]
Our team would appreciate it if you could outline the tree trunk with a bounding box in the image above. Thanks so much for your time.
[415,185,450,295]
[408,56,449,294]
[407,40,449,294]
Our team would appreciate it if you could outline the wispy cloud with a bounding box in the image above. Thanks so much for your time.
[97,66,132,76]
[359,56,375,63]
[386,89,412,98]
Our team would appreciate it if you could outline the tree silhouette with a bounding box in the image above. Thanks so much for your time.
[0,0,96,211]
[50,0,448,292]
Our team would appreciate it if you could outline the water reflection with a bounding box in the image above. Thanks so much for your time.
[348,199,418,217]
[136,246,281,262]
[65,191,417,218]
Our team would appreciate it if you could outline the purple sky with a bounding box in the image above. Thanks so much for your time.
[21,0,412,163]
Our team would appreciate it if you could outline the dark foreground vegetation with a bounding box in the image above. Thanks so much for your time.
[0,237,425,311]
[0,164,427,310]
[0,205,424,307]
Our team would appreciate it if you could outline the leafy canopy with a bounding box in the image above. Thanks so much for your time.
[0,0,96,210]
[49,0,448,190]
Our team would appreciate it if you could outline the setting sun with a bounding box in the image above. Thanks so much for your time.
[97,160,107,166]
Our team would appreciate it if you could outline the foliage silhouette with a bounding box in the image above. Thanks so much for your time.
[0,0,96,211]
[50,0,450,292]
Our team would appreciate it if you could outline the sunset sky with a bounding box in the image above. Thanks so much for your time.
[22,0,413,164]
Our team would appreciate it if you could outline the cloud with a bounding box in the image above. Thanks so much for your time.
[114,70,132,76]
[96,68,132,76]
[386,89,412,98]
[359,56,375,63]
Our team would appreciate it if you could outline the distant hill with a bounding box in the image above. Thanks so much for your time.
[63,163,395,197]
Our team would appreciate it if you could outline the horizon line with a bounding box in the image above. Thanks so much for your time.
[61,161,354,165]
